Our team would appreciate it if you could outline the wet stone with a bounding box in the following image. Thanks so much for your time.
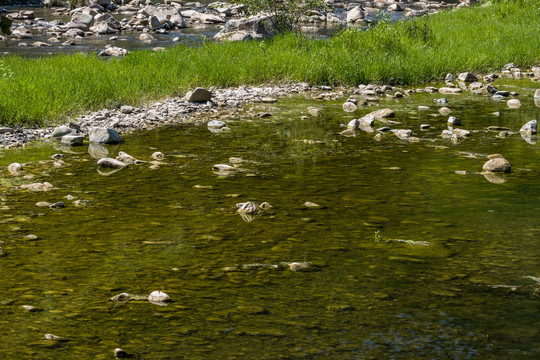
[148,291,171,303]
[483,154,511,173]
[97,158,126,169]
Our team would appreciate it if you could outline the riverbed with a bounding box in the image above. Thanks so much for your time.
[0,78,539,359]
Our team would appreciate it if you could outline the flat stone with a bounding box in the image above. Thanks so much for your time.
[20,182,53,191]
[0,127,14,133]
[534,89,540,99]
[438,87,462,94]
[369,108,395,119]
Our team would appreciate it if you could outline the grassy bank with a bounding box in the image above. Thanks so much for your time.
[0,0,539,126]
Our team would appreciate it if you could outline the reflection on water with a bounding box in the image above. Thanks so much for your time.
[0,79,539,359]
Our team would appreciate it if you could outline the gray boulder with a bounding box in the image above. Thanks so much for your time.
[89,127,121,144]
[68,8,96,31]
[483,155,511,173]
[90,13,121,34]
[185,88,212,102]
[142,5,186,28]
[520,120,537,136]
[347,6,365,23]
[214,15,274,42]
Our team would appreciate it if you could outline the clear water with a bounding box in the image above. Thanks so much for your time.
[0,79,539,359]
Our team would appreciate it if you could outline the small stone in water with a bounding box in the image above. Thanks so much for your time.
[50,202,65,209]
[23,234,39,241]
[213,164,236,172]
[110,293,132,302]
[114,348,131,358]
[289,262,311,272]
[22,305,43,312]
[304,202,320,208]
[151,152,165,160]
[148,291,171,303]
[44,334,68,342]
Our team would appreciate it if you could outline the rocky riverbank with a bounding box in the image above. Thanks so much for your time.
[1,0,471,54]
[0,64,539,149]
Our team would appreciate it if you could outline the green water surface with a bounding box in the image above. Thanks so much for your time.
[0,80,539,359]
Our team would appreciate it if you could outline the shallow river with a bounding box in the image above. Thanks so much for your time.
[1,79,539,359]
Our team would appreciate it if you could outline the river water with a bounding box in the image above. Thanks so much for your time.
[0,79,539,359]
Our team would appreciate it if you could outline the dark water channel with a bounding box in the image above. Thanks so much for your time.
[1,79,539,359]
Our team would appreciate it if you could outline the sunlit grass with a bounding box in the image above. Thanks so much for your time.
[0,0,538,126]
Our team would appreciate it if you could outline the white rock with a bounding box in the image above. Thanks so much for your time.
[507,99,521,108]
[148,290,171,303]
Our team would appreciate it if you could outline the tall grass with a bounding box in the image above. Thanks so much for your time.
[0,0,539,126]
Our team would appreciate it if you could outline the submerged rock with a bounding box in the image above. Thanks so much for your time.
[116,151,142,164]
[7,163,23,175]
[370,108,395,119]
[44,334,69,342]
[213,164,236,172]
[483,154,511,173]
[20,182,53,191]
[110,293,132,302]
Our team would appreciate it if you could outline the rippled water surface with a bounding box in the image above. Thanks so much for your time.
[1,79,539,359]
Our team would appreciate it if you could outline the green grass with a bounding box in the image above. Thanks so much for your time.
[0,0,539,126]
